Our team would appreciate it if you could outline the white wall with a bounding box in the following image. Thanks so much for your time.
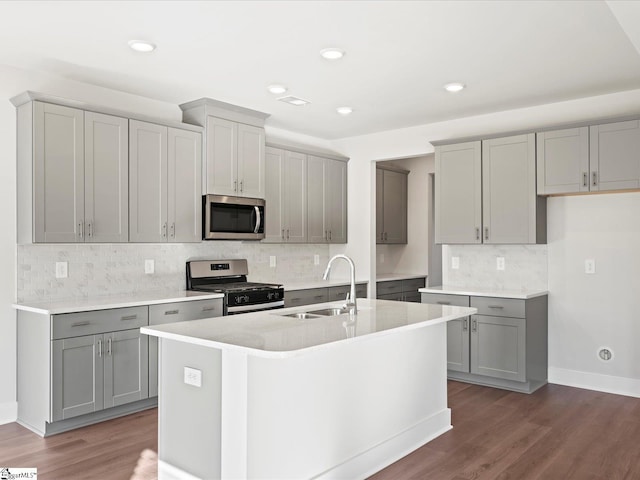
[332,88,640,397]
[376,155,433,276]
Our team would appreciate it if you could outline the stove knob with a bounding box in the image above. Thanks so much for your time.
[274,292,280,299]
[267,292,274,300]
[243,295,250,303]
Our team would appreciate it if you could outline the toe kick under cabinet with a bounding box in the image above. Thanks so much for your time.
[421,292,548,393]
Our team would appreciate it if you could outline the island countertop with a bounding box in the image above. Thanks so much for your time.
[141,298,476,358]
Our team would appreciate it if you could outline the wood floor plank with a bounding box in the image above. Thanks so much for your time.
[2,382,640,480]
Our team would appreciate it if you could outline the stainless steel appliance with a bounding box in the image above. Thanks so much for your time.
[186,259,283,315]
[203,194,265,240]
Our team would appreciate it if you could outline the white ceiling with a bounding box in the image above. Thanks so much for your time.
[1,0,640,140]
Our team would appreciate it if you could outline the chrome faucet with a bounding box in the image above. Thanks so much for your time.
[323,254,357,315]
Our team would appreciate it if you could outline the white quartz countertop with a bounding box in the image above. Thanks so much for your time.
[13,290,225,315]
[376,273,428,282]
[141,298,476,358]
[419,285,548,299]
[281,278,369,290]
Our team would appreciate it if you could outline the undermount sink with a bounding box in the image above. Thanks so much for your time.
[281,312,323,320]
[306,307,351,316]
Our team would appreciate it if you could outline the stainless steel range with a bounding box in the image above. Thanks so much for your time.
[186,259,284,315]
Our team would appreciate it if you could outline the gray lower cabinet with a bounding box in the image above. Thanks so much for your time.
[285,283,367,308]
[421,292,548,393]
[148,298,223,397]
[377,277,426,303]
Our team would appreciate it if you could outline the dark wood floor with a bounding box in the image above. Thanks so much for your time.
[1,381,639,479]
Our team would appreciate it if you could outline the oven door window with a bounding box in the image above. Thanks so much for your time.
[209,203,262,234]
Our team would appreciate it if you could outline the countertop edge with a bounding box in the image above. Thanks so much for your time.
[418,286,548,300]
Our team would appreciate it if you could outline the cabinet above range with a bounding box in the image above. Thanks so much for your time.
[180,98,270,199]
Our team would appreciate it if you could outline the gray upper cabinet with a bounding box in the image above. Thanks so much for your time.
[168,128,202,242]
[129,120,168,243]
[129,120,202,243]
[180,98,269,199]
[590,120,640,192]
[537,127,589,195]
[84,112,129,243]
[307,155,348,244]
[31,103,129,244]
[264,147,307,243]
[482,133,538,244]
[435,141,482,244]
[435,135,545,245]
[377,167,408,244]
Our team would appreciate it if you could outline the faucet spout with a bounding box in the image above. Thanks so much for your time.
[323,254,357,314]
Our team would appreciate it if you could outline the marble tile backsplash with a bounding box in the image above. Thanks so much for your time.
[442,244,548,291]
[17,243,331,303]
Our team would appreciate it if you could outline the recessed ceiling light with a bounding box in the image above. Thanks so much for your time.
[336,107,353,115]
[267,85,288,95]
[320,48,345,60]
[444,82,465,93]
[128,40,156,53]
[278,95,310,106]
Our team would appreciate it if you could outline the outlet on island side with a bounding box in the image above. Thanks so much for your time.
[183,367,202,387]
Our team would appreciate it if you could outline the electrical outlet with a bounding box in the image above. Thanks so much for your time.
[55,261,68,279]
[269,256,276,268]
[451,256,460,270]
[183,367,202,387]
[496,257,505,271]
[144,259,154,275]
[314,254,320,266]
[585,259,596,274]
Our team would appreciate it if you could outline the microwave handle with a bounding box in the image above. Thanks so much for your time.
[254,206,262,234]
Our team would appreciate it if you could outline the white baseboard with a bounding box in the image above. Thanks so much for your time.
[549,367,640,398]
[0,401,18,425]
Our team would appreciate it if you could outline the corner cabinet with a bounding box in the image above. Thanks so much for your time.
[264,147,307,243]
[307,155,348,243]
[435,134,546,244]
[421,292,548,393]
[129,120,202,243]
[376,167,408,244]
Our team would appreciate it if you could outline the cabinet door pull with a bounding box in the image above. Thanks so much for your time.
[282,229,285,240]
[162,222,167,238]
[170,223,175,238]
[463,318,468,331]
[436,301,450,305]
[240,180,244,193]
[97,339,102,357]
[164,310,179,315]
[484,227,489,240]
[121,314,137,321]
[592,171,597,186]
[201,306,217,312]
[78,222,84,239]
[488,305,504,309]
[583,172,588,187]
[88,222,93,238]
[71,321,90,327]
[107,337,112,356]
[287,229,290,240]
[471,318,477,332]
[234,180,237,192]
[476,227,480,240]
[329,230,333,241]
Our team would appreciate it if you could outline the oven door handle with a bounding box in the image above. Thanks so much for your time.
[254,206,262,234]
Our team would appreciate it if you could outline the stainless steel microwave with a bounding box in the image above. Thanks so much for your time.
[203,195,265,240]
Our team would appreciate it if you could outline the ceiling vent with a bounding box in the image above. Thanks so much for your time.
[278,96,310,106]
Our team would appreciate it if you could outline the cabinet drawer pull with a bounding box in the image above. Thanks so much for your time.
[436,301,450,305]
[201,306,217,312]
[313,295,324,299]
[164,310,179,315]
[71,321,90,327]
[488,305,504,309]
[583,172,588,187]
[121,315,137,321]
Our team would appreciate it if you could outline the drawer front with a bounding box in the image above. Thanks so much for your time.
[328,285,353,302]
[421,293,469,307]
[377,292,404,301]
[285,288,327,307]
[149,299,223,326]
[403,277,426,293]
[403,292,422,303]
[377,280,403,296]
[355,283,368,298]
[471,296,525,318]
[52,306,148,340]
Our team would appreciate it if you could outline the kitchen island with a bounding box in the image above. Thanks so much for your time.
[142,298,476,480]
